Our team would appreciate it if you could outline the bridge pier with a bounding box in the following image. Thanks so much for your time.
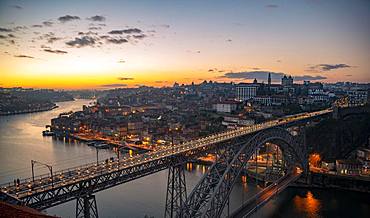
[164,164,187,218]
[76,194,98,218]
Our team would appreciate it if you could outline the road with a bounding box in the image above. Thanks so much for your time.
[230,170,302,218]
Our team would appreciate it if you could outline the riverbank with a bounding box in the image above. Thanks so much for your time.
[0,105,59,116]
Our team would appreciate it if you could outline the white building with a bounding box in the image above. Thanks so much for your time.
[213,101,240,113]
[236,83,259,101]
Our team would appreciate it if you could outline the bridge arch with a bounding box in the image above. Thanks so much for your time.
[179,127,307,218]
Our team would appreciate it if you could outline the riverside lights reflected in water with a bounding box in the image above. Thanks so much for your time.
[0,99,369,217]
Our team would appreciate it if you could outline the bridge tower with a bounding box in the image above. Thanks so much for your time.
[76,194,99,218]
[164,165,187,218]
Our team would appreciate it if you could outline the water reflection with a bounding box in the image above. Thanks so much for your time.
[1,100,369,218]
[293,191,321,218]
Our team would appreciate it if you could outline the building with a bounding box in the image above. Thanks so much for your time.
[336,159,362,175]
[236,83,259,101]
[282,75,293,87]
[213,100,241,113]
[346,89,368,106]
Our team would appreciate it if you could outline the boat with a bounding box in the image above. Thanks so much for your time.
[42,130,54,136]
[95,143,109,149]
[87,142,96,146]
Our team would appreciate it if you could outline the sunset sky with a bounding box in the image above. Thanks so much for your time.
[0,0,369,89]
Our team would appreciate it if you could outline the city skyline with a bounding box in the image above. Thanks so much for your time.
[0,0,370,89]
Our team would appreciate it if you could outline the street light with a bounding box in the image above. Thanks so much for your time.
[31,160,54,187]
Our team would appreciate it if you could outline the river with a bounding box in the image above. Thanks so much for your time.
[0,99,368,218]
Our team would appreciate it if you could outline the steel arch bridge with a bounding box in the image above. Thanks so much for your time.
[176,127,307,218]
[1,107,334,218]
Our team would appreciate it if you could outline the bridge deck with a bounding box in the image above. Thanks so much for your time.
[0,109,330,208]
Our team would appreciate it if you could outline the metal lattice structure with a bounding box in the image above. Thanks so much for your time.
[164,164,187,218]
[0,108,331,217]
[178,127,307,218]
[76,194,98,218]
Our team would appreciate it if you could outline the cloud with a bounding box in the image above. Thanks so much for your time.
[58,15,80,23]
[265,4,279,8]
[78,31,98,36]
[87,15,106,22]
[132,34,147,39]
[32,25,43,28]
[108,28,142,34]
[42,21,53,27]
[14,54,34,59]
[66,36,96,47]
[43,49,68,54]
[13,26,27,31]
[106,38,128,44]
[221,71,326,81]
[118,60,125,63]
[47,37,61,43]
[293,75,327,81]
[117,77,134,80]
[100,84,127,88]
[10,5,22,9]
[0,27,12,32]
[88,27,102,30]
[310,63,352,71]
[0,34,15,39]
[208,68,224,73]
[155,80,168,83]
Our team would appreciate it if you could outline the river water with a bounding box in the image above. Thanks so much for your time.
[0,99,368,218]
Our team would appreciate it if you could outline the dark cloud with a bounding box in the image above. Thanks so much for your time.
[108,28,142,34]
[100,84,127,88]
[43,49,68,54]
[265,4,279,8]
[32,25,43,28]
[155,81,168,83]
[13,26,27,31]
[9,40,15,44]
[87,15,106,22]
[78,31,98,36]
[226,39,232,42]
[311,63,352,71]
[221,71,326,81]
[0,27,13,32]
[58,15,80,23]
[14,54,34,59]
[106,38,128,44]
[293,75,327,81]
[88,27,102,30]
[132,34,147,39]
[47,37,61,43]
[118,60,125,63]
[117,77,134,80]
[0,35,6,39]
[66,36,96,47]
[208,68,224,73]
[42,21,53,27]
[7,34,15,38]
[10,5,22,9]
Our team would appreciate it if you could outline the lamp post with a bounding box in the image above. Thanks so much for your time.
[31,160,54,187]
